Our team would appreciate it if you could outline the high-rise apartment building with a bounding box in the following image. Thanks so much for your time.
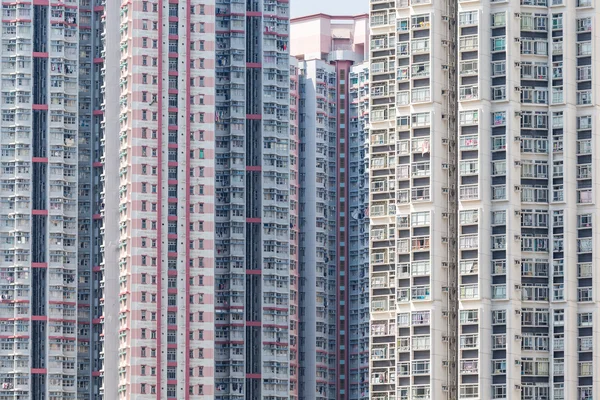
[368,0,457,399]
[103,0,216,398]
[348,61,370,398]
[369,0,600,400]
[0,1,81,399]
[291,13,370,400]
[214,1,293,399]
[0,0,216,399]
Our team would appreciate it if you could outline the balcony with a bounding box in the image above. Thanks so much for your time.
[459,135,478,150]
[459,85,479,101]
[411,186,430,202]
[411,87,431,103]
[459,35,478,51]
[459,235,478,250]
[460,360,478,375]
[411,162,430,177]
[411,285,430,301]
[577,189,592,204]
[459,260,478,275]
[459,284,479,300]
[460,334,479,349]
[460,184,479,200]
[411,38,430,54]
[577,90,592,106]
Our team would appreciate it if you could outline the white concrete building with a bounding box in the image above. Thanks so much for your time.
[369,0,600,399]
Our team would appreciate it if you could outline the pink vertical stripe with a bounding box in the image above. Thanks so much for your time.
[156,1,164,397]
[184,0,192,397]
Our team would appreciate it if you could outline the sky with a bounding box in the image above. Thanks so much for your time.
[291,0,367,18]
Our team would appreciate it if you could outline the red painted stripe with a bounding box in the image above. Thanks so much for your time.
[156,1,164,397]
[246,218,261,223]
[32,210,48,216]
[246,114,261,120]
[246,166,261,172]
[246,62,261,68]
[245,270,261,275]
[31,316,47,321]
[32,157,48,163]
[32,104,48,110]
[31,263,47,269]
[31,368,47,374]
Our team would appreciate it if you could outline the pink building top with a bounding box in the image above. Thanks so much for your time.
[290,13,369,61]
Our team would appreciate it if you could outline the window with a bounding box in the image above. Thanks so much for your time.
[492,12,506,27]
[492,310,506,324]
[491,36,506,52]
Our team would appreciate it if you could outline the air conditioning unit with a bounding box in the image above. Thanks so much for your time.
[515,284,522,290]
[515,360,521,365]
[441,261,449,268]
[514,234,521,241]
[514,160,521,167]
[514,61,521,67]
[515,334,521,340]
[514,259,521,266]
[515,309,521,315]
[514,111,522,117]
[442,163,450,170]
[515,86,522,92]
[514,210,521,216]
[514,135,521,141]
[514,185,521,191]
[515,385,522,390]
[442,212,449,218]
[515,12,521,18]
[442,237,449,243]
[514,37,521,43]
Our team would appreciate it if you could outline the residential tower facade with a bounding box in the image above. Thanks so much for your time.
[291,13,370,400]
[369,0,600,400]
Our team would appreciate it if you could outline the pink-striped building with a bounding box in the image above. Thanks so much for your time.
[98,0,216,398]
